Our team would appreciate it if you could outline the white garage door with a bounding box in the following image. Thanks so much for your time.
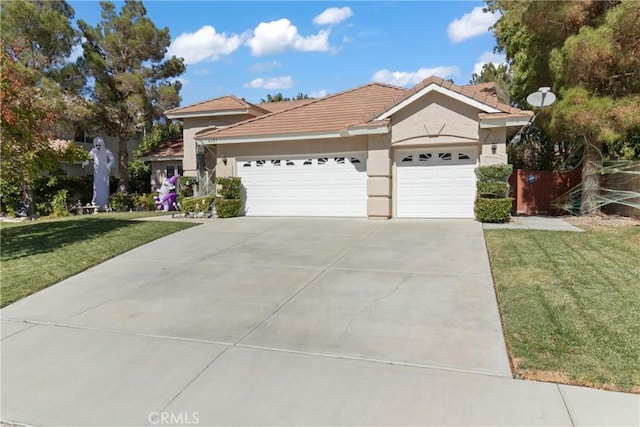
[237,154,367,217]
[396,148,477,218]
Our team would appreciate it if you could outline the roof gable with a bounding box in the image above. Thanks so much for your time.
[139,134,183,159]
[373,76,530,121]
[165,95,269,118]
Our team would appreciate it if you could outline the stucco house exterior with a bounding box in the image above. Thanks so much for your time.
[138,134,184,190]
[167,76,533,219]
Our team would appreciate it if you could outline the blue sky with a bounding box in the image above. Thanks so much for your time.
[69,1,504,107]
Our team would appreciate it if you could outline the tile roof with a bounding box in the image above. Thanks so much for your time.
[139,134,183,158]
[165,95,270,116]
[258,99,315,113]
[195,77,533,141]
[197,83,407,140]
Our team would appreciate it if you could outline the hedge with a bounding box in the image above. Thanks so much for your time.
[215,177,242,199]
[475,164,513,182]
[474,197,513,223]
[181,195,215,213]
[476,181,510,198]
[215,198,242,218]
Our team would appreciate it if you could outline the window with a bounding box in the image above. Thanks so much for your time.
[165,165,183,177]
[318,157,328,165]
[438,152,452,161]
[285,160,295,166]
[256,160,266,167]
[271,160,281,166]
[401,155,413,163]
[335,157,345,164]
[303,159,313,165]
[458,153,471,160]
[350,157,361,164]
[419,153,432,162]
[242,161,251,167]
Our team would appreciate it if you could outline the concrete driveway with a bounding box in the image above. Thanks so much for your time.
[2,218,637,426]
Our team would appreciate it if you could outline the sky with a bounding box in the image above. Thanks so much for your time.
[68,1,505,107]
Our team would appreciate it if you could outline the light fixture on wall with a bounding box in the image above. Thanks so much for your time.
[221,154,227,165]
[491,143,497,155]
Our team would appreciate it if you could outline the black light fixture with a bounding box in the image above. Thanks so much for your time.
[491,143,497,155]
[222,154,227,165]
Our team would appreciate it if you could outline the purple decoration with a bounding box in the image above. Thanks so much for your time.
[154,175,180,211]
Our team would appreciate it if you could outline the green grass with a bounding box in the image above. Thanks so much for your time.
[0,212,197,307]
[485,226,640,392]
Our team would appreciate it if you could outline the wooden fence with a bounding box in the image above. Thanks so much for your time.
[509,169,582,216]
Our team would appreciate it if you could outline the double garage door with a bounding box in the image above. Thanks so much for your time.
[236,147,477,218]
[396,147,477,218]
[238,154,367,217]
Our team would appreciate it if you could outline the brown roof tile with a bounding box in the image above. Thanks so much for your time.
[165,95,269,116]
[197,83,406,140]
[258,99,315,113]
[139,135,183,158]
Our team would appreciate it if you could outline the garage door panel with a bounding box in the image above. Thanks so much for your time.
[238,154,367,217]
[396,148,477,218]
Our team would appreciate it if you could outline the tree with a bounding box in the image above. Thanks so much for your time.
[469,63,511,104]
[0,0,85,215]
[78,0,185,193]
[488,0,640,214]
[261,92,311,103]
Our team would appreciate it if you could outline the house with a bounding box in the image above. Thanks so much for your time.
[168,76,533,219]
[138,134,184,190]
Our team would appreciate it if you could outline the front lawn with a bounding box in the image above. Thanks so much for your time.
[0,212,197,307]
[485,225,640,392]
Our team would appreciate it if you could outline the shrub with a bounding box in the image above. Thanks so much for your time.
[475,164,513,182]
[181,195,215,213]
[178,176,194,198]
[215,177,242,200]
[134,193,157,211]
[476,181,510,198]
[474,198,513,223]
[215,198,242,218]
[51,189,70,217]
[109,193,135,212]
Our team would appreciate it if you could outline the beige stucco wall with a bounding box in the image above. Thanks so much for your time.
[182,114,254,176]
[390,92,480,147]
[366,134,392,218]
[211,136,369,177]
[478,127,508,165]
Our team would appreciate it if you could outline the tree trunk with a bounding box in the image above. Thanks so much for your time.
[118,133,129,193]
[580,135,602,215]
[19,179,34,217]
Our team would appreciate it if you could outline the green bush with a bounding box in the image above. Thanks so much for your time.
[215,198,242,218]
[109,193,135,212]
[178,176,194,198]
[475,164,513,182]
[474,197,513,223]
[476,181,510,198]
[215,177,242,200]
[181,195,215,213]
[134,193,157,211]
[51,189,70,217]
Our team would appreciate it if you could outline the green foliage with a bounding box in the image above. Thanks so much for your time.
[474,198,513,223]
[469,62,511,104]
[134,193,156,211]
[109,193,135,212]
[134,122,183,158]
[475,164,513,182]
[261,92,312,103]
[128,158,151,194]
[214,198,242,218]
[215,177,242,200]
[51,189,70,217]
[177,176,194,199]
[180,195,215,213]
[476,181,510,198]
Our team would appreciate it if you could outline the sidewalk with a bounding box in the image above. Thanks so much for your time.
[483,215,584,232]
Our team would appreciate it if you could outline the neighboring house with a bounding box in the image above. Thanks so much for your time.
[164,76,532,219]
[138,134,184,190]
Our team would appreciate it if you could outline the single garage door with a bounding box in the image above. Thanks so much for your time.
[396,147,477,218]
[237,154,367,217]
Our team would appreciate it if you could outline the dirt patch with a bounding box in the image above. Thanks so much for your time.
[564,213,640,230]
[514,369,640,394]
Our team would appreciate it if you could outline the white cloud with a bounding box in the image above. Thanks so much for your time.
[313,7,353,25]
[167,25,241,65]
[67,38,85,62]
[247,60,283,73]
[310,89,328,98]
[473,51,507,75]
[246,18,330,56]
[244,76,294,90]
[168,77,189,86]
[372,66,460,86]
[447,7,500,43]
